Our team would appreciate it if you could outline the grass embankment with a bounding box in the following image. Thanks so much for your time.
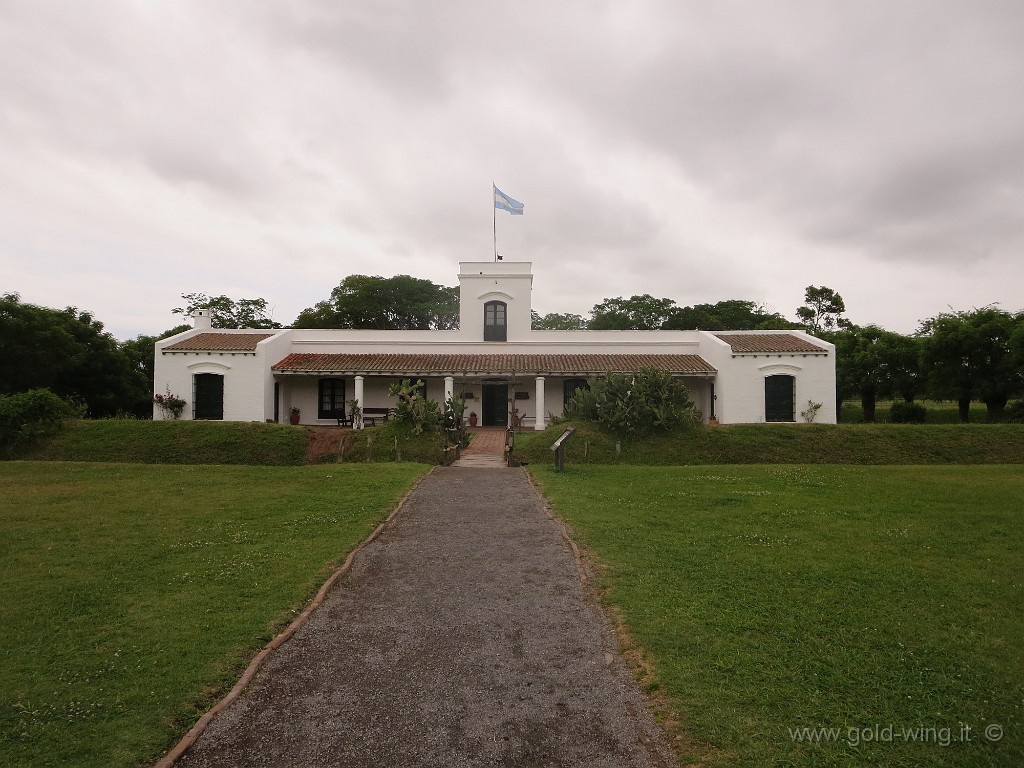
[513,421,1024,466]
[531,464,1024,767]
[28,420,308,465]
[339,421,450,465]
[0,461,429,768]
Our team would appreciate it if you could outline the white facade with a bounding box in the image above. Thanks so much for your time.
[153,261,836,427]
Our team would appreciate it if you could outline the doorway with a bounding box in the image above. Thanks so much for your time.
[765,374,795,422]
[194,373,224,420]
[481,383,508,427]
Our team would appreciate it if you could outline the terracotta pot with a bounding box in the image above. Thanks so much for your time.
[468,414,478,427]
[289,410,300,425]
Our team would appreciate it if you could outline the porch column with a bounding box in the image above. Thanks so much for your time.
[444,376,454,405]
[535,376,546,431]
[354,375,365,429]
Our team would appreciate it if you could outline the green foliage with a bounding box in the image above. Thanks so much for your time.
[799,400,822,423]
[831,325,923,421]
[796,285,850,333]
[919,306,1024,421]
[890,400,927,423]
[0,389,76,456]
[172,293,282,329]
[1006,400,1024,422]
[568,369,700,437]
[28,420,308,465]
[152,387,187,419]
[0,461,427,768]
[443,395,468,450]
[344,421,447,464]
[387,379,441,434]
[588,294,678,330]
[118,325,191,398]
[1,293,151,417]
[293,274,459,330]
[531,311,588,330]
[664,299,796,330]
[512,420,1024,466]
[531,464,1024,767]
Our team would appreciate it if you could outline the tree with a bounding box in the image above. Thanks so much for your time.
[293,275,459,330]
[664,299,796,330]
[172,293,282,329]
[919,307,1023,421]
[797,286,850,333]
[833,326,922,422]
[0,293,150,417]
[588,295,678,330]
[119,325,191,400]
[568,368,701,436]
[531,311,587,330]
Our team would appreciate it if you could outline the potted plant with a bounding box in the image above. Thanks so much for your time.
[468,411,478,427]
[289,407,301,425]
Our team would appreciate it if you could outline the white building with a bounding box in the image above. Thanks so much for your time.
[154,261,836,427]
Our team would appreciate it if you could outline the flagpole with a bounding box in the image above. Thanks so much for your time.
[492,182,497,261]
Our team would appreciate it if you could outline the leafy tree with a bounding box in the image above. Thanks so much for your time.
[833,326,922,422]
[0,293,150,417]
[797,286,850,333]
[119,325,191,399]
[531,311,588,330]
[588,295,678,330]
[919,307,1023,421]
[172,293,281,329]
[293,275,459,330]
[0,389,78,456]
[568,368,701,436]
[664,299,796,331]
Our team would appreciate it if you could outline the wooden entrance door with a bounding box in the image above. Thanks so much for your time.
[765,375,795,422]
[481,383,508,427]
[194,373,224,420]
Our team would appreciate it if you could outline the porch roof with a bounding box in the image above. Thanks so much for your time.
[271,352,717,377]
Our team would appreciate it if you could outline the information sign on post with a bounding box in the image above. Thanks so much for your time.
[549,428,577,472]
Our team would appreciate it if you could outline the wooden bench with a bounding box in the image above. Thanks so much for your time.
[338,407,394,427]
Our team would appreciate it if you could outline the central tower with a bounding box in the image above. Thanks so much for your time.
[458,261,534,342]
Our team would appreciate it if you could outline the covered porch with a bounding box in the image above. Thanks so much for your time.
[270,352,718,428]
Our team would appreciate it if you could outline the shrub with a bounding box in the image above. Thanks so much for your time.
[890,400,927,424]
[1004,400,1024,423]
[568,368,701,437]
[0,389,76,456]
[388,379,441,434]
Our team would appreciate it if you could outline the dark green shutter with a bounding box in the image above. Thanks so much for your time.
[765,375,795,422]
[194,374,224,420]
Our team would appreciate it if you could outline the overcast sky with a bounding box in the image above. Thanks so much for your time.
[2,1,1023,340]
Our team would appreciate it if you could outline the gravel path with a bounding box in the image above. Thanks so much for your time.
[174,467,676,767]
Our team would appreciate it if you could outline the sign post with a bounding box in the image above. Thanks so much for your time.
[549,428,577,472]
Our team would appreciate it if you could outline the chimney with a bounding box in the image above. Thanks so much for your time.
[192,309,212,330]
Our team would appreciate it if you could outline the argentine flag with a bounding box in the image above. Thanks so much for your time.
[493,185,524,215]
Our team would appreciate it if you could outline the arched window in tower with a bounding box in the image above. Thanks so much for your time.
[484,300,507,342]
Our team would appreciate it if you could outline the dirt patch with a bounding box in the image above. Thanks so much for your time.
[304,426,345,463]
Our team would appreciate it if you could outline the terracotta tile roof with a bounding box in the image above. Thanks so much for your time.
[272,353,717,376]
[714,333,828,354]
[164,332,276,351]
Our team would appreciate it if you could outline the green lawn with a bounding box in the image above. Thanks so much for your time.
[0,461,429,768]
[530,464,1023,767]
